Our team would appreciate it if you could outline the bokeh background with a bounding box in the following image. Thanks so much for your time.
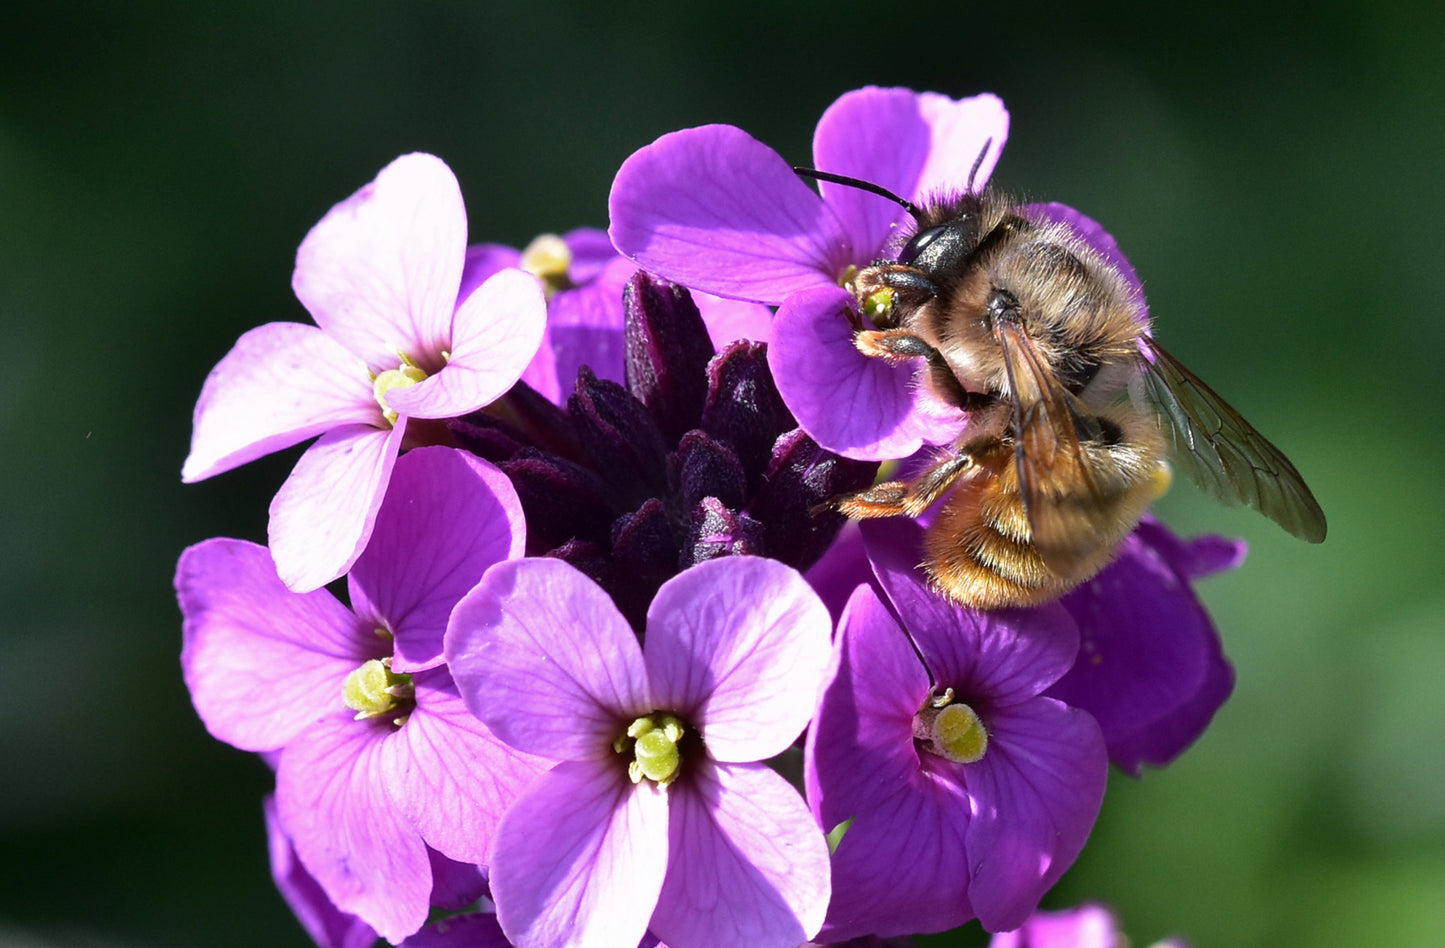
[3,1,1441,945]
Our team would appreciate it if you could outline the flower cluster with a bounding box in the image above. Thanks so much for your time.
[177,86,1241,948]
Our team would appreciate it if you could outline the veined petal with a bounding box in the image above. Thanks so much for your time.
[913,91,1009,201]
[446,557,650,760]
[771,285,958,461]
[178,538,370,753]
[962,699,1107,933]
[268,422,404,593]
[490,758,668,948]
[863,517,1080,704]
[264,796,380,948]
[276,713,432,945]
[805,584,931,832]
[382,670,548,866]
[815,768,974,941]
[293,153,466,369]
[644,558,832,762]
[182,322,379,482]
[348,447,525,673]
[651,760,829,948]
[385,268,547,419]
[609,124,853,304]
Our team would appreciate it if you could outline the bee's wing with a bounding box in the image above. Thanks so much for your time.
[995,319,1121,578]
[1135,335,1326,542]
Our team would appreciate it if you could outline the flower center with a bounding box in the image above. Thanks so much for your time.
[520,233,574,296]
[615,712,687,787]
[372,353,429,426]
[342,656,415,727]
[913,688,988,764]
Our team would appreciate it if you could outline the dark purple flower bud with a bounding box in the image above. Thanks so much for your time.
[701,341,796,490]
[685,496,765,565]
[501,449,618,553]
[676,429,748,512]
[623,272,715,443]
[610,498,681,631]
[751,429,879,571]
[570,367,673,507]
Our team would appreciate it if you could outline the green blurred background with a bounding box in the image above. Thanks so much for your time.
[2,1,1441,945]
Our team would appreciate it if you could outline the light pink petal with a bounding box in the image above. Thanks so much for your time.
[446,557,650,760]
[645,558,832,763]
[293,153,466,369]
[264,796,380,948]
[178,539,373,753]
[490,758,668,948]
[268,422,404,593]
[964,700,1108,932]
[348,446,525,673]
[382,670,548,866]
[816,768,974,941]
[772,285,959,460]
[276,714,432,945]
[182,322,379,482]
[608,125,854,304]
[385,268,547,419]
[913,92,1010,201]
[652,760,829,948]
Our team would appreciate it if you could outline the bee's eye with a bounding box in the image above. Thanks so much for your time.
[899,225,946,264]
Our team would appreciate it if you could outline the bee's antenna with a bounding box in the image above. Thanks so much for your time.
[792,167,926,223]
[965,138,993,194]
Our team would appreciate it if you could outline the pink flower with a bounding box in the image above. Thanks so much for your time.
[182,153,546,591]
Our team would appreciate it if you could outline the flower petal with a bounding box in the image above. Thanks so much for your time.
[863,518,1080,705]
[490,758,669,948]
[651,760,829,948]
[348,446,525,673]
[293,153,466,368]
[177,538,371,752]
[804,584,931,832]
[913,91,1009,201]
[543,256,634,393]
[267,422,404,592]
[772,285,961,460]
[382,670,548,865]
[402,913,513,948]
[385,268,547,419]
[264,795,380,948]
[962,699,1107,932]
[645,558,832,762]
[276,713,432,944]
[609,125,853,304]
[182,322,379,482]
[446,557,650,760]
[815,768,974,941]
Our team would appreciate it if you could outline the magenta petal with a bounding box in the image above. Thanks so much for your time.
[276,714,432,944]
[349,447,525,672]
[609,125,853,304]
[178,539,370,752]
[490,758,668,948]
[386,268,547,419]
[817,769,974,941]
[182,322,379,482]
[446,557,650,760]
[652,760,829,948]
[293,153,467,369]
[913,91,1009,201]
[402,913,513,948]
[267,421,404,592]
[383,670,547,865]
[695,291,773,349]
[264,796,379,948]
[644,558,832,763]
[772,285,954,460]
[963,699,1107,932]
[989,903,1122,948]
[805,584,931,832]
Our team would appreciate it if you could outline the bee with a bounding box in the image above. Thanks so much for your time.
[797,164,1327,609]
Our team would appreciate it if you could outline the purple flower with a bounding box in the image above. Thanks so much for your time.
[182,152,547,591]
[445,555,835,948]
[608,87,1008,460]
[989,902,1191,948]
[805,518,1107,939]
[1048,517,1244,773]
[459,229,772,406]
[178,447,546,943]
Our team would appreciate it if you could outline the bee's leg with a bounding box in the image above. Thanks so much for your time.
[854,327,938,365]
[832,453,977,520]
